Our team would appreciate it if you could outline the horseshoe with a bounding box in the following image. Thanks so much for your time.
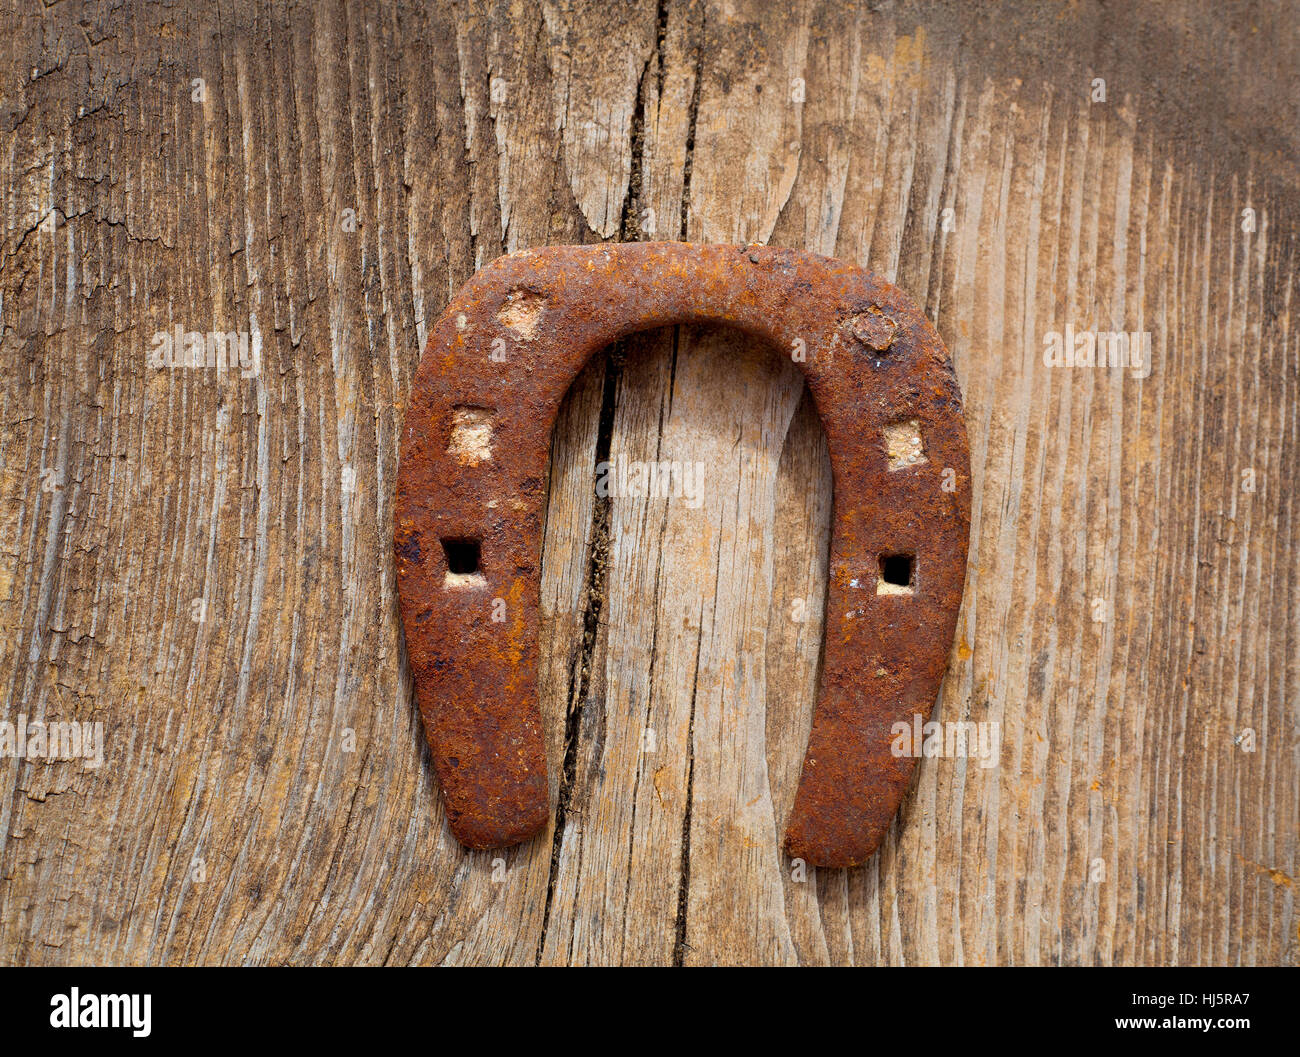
[394,242,970,868]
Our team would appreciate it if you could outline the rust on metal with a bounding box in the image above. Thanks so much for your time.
[394,242,971,868]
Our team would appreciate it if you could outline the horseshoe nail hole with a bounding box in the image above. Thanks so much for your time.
[449,406,495,466]
[877,553,915,595]
[496,288,546,340]
[842,308,898,354]
[882,419,927,470]
[441,538,486,589]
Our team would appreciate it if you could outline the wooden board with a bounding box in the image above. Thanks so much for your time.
[0,0,1296,965]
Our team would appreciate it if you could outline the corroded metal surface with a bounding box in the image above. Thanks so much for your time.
[394,242,971,867]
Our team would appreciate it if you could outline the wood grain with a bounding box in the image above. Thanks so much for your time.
[0,0,1297,965]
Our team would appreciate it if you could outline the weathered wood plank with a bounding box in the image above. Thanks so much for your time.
[0,0,1296,966]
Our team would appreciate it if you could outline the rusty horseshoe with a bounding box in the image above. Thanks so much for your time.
[395,242,970,868]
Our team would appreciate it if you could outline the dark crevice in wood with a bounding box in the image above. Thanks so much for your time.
[672,604,704,967]
[653,0,668,104]
[618,20,653,243]
[535,342,623,964]
[678,6,704,241]
[539,13,663,960]
[666,316,680,417]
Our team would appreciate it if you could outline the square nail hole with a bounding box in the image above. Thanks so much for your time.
[448,406,495,466]
[882,419,927,471]
[441,538,486,588]
[877,553,915,595]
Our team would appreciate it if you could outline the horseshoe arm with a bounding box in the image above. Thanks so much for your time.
[395,242,971,868]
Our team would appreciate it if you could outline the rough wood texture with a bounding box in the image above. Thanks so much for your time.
[1,0,1297,965]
